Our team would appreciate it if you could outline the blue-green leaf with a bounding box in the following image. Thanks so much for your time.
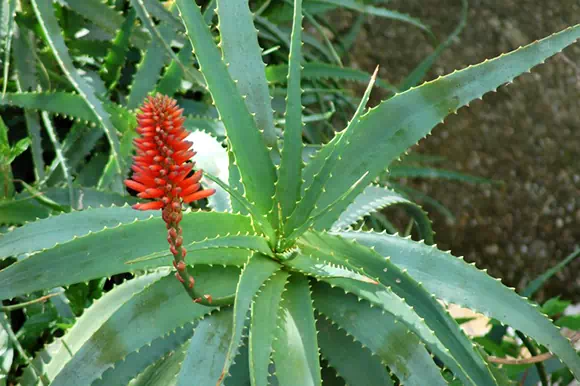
[176,0,277,224]
[332,184,434,244]
[216,0,277,149]
[218,253,280,385]
[249,270,289,386]
[176,308,234,386]
[0,211,254,299]
[313,283,446,386]
[316,316,393,386]
[31,0,124,181]
[272,274,321,386]
[339,230,580,380]
[276,0,304,221]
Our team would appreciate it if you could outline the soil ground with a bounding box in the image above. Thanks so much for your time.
[329,1,580,301]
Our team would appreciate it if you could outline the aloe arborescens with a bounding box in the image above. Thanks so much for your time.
[0,0,579,385]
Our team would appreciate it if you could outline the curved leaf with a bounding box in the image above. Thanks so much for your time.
[249,270,289,386]
[59,0,148,49]
[311,0,430,33]
[218,253,280,385]
[0,206,153,260]
[285,69,377,236]
[125,234,273,265]
[332,184,434,244]
[126,21,171,109]
[48,267,239,386]
[0,211,254,299]
[272,274,321,386]
[100,8,135,91]
[283,253,377,284]
[299,231,496,386]
[131,0,203,88]
[0,91,96,122]
[94,323,195,386]
[176,308,233,386]
[316,316,393,386]
[127,342,186,386]
[313,283,446,386]
[266,62,396,92]
[21,271,167,386]
[340,230,580,379]
[388,165,498,185]
[302,24,580,231]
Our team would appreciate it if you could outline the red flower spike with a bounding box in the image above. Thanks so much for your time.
[125,94,215,306]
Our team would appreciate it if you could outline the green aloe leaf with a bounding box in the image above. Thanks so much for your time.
[0,211,254,299]
[302,24,580,231]
[141,0,184,32]
[12,25,44,182]
[313,283,447,386]
[47,267,239,386]
[1,0,16,96]
[131,0,203,88]
[125,234,273,265]
[155,40,194,96]
[176,0,278,224]
[272,274,321,386]
[0,316,13,386]
[100,8,135,91]
[216,0,277,149]
[59,0,149,49]
[218,253,280,385]
[0,186,137,225]
[275,0,304,221]
[302,252,483,386]
[0,91,96,122]
[283,253,377,284]
[94,323,195,386]
[127,342,187,386]
[20,271,165,386]
[332,184,434,244]
[31,0,124,182]
[285,68,377,237]
[316,316,393,386]
[340,230,580,379]
[249,270,289,386]
[310,0,430,33]
[0,206,153,260]
[175,308,234,386]
[388,165,498,185]
[225,343,250,386]
[126,22,171,110]
[523,248,580,297]
[266,62,396,92]
[299,231,496,386]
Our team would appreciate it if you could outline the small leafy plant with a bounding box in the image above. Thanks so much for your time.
[1,0,580,385]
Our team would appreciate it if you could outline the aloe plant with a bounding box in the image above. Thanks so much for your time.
[1,0,580,385]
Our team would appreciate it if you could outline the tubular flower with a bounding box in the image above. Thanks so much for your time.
[125,94,215,305]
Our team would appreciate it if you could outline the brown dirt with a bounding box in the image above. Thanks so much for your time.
[329,1,580,301]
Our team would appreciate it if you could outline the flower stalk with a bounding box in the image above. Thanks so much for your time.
[125,94,215,305]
